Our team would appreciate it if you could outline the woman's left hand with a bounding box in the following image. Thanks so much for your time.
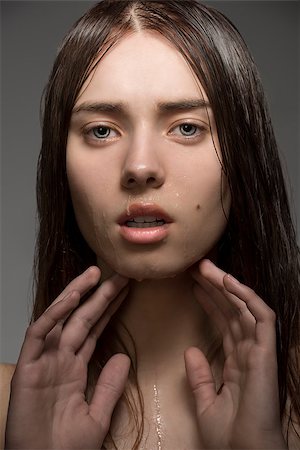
[185,259,288,450]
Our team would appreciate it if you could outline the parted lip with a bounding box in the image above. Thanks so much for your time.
[118,203,173,225]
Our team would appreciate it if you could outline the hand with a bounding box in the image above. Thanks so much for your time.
[185,259,287,450]
[5,267,130,450]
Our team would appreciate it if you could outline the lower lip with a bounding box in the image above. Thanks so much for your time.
[119,224,170,244]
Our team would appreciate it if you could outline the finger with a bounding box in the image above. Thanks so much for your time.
[193,283,235,356]
[223,275,277,348]
[185,347,217,415]
[77,285,130,364]
[50,266,102,308]
[197,260,244,322]
[221,285,256,340]
[197,274,244,343]
[36,267,101,350]
[198,260,256,340]
[18,291,80,363]
[43,323,64,351]
[89,353,130,432]
[60,274,129,352]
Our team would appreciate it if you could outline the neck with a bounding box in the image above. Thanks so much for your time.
[115,271,216,379]
[107,270,223,449]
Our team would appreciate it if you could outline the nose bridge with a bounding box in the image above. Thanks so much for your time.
[121,125,165,189]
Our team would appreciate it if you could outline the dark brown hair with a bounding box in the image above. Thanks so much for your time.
[32,0,300,447]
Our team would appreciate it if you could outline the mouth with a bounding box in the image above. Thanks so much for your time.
[126,216,166,228]
[118,203,173,244]
[118,203,172,227]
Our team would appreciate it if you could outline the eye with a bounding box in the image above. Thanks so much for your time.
[169,122,206,140]
[90,126,116,139]
[179,123,198,136]
[82,124,119,144]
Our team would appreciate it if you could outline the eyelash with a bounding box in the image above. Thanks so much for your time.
[169,123,206,140]
[83,125,118,141]
[82,122,206,144]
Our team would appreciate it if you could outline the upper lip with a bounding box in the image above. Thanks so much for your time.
[118,203,173,225]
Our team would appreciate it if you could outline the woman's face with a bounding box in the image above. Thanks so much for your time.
[66,32,231,280]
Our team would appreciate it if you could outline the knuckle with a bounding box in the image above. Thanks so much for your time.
[101,380,120,397]
[25,323,37,339]
[100,284,116,307]
[266,308,276,323]
[247,286,256,295]
[238,304,248,316]
[75,314,95,330]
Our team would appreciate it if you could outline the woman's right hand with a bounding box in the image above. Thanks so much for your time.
[5,266,130,449]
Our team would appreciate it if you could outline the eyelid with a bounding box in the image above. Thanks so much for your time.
[82,122,120,141]
[168,120,207,139]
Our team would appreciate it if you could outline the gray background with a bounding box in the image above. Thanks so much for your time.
[1,1,299,363]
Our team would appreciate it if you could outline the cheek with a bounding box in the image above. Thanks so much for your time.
[66,159,112,253]
[181,166,230,254]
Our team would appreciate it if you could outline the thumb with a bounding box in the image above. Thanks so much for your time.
[184,346,217,414]
[89,353,130,431]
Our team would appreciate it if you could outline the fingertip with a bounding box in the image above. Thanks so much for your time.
[185,345,202,357]
[184,346,203,368]
[109,352,131,373]
[117,352,131,369]
[83,266,101,286]
[196,258,209,271]
[224,273,240,286]
[198,258,214,277]
[86,265,101,276]
[199,258,211,266]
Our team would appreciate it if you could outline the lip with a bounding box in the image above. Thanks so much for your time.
[118,203,173,244]
[118,203,173,225]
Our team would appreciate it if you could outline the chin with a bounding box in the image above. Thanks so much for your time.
[106,257,196,281]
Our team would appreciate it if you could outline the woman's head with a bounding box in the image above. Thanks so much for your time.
[38,0,288,286]
[34,0,300,425]
[66,31,231,280]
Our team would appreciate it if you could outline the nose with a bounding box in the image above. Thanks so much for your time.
[121,135,165,190]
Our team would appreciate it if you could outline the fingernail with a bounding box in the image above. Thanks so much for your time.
[226,274,240,284]
[87,266,98,273]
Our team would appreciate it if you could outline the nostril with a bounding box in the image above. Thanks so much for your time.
[127,178,136,185]
[146,176,156,184]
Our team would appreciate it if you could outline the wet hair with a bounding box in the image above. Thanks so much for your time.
[32,0,300,447]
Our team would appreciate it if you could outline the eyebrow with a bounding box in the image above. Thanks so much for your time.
[157,99,210,112]
[72,98,211,115]
[72,102,124,115]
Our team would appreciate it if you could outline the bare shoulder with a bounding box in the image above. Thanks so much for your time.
[284,347,300,449]
[0,364,16,449]
[284,405,300,450]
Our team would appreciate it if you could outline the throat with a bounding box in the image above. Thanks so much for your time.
[116,273,215,372]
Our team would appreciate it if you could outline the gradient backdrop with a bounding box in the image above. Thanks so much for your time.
[1,1,299,363]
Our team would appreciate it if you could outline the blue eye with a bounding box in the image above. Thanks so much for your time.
[92,126,111,139]
[179,124,198,136]
[170,123,205,140]
[83,124,119,143]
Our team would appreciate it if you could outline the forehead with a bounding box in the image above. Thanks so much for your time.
[75,31,208,106]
